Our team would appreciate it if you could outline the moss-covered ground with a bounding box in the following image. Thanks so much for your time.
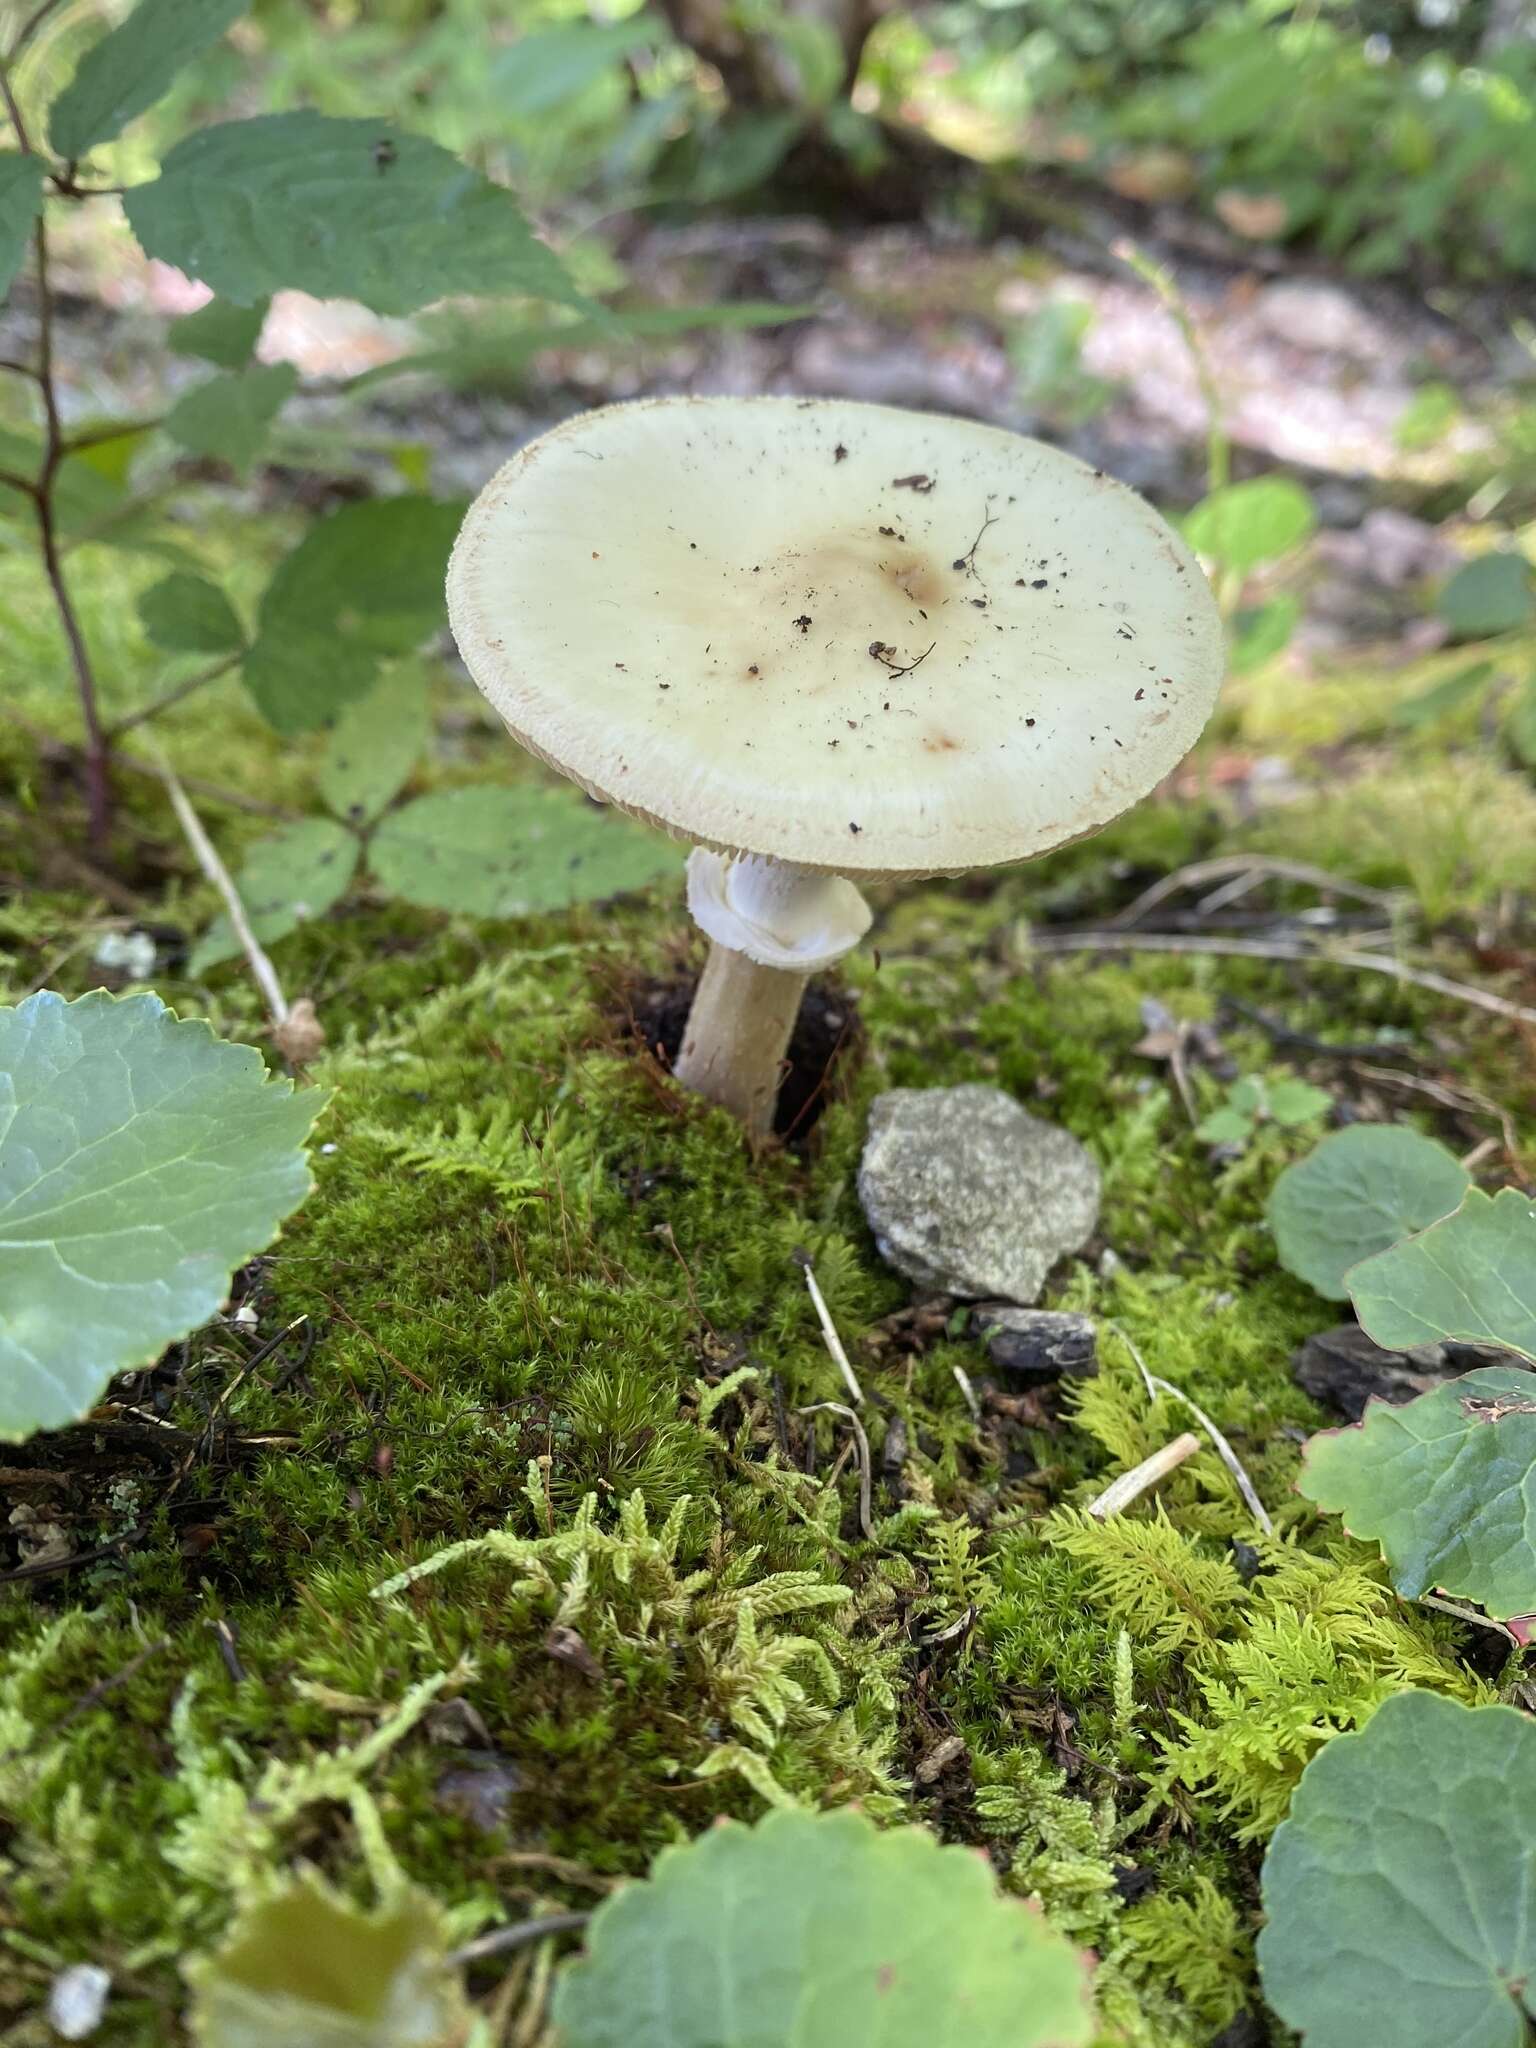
[2,526,1534,2046]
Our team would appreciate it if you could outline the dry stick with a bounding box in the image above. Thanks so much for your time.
[1089,1433,1202,1520]
[1109,855,1403,931]
[446,1912,591,1971]
[1111,1324,1275,1536]
[793,1249,865,1406]
[1026,928,1536,1031]
[1414,1593,1519,1645]
[154,750,290,1026]
[951,1362,982,1422]
[1115,239,1229,495]
[798,1401,874,1539]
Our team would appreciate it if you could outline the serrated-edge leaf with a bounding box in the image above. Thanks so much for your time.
[190,820,360,972]
[1298,1364,1536,1614]
[137,570,245,655]
[168,294,271,370]
[1258,1691,1536,2048]
[317,664,429,823]
[1268,1124,1472,1301]
[1349,1186,1536,1362]
[48,0,249,160]
[124,112,586,318]
[0,990,322,1440]
[552,1807,1095,2048]
[164,362,298,478]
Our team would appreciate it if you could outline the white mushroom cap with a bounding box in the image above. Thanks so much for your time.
[447,396,1225,880]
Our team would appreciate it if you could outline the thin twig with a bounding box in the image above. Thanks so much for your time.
[152,748,289,1025]
[447,1912,590,1970]
[1413,1594,1518,1645]
[950,1362,981,1421]
[106,651,244,739]
[8,0,70,64]
[1109,855,1401,930]
[798,1401,874,1539]
[1089,1433,1202,1519]
[1115,239,1228,495]
[792,1249,865,1406]
[1111,1323,1274,1535]
[1024,927,1536,1030]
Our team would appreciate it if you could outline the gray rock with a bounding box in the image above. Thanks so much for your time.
[1291,1324,1520,1422]
[973,1306,1098,1382]
[858,1084,1101,1303]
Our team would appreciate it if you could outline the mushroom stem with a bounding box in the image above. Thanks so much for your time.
[671,850,873,1138]
[672,942,808,1139]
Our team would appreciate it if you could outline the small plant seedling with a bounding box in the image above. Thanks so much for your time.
[1267,1123,1472,1299]
[551,1805,1096,2048]
[448,397,1225,1137]
[0,990,322,1439]
[1195,1073,1332,1149]
[1259,1690,1536,2048]
[1299,1365,1536,1621]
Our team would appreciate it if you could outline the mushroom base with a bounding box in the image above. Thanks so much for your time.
[671,942,809,1140]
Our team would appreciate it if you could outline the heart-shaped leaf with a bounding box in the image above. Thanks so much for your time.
[1349,1187,1536,1362]
[369,785,682,917]
[1437,552,1534,640]
[1184,478,1315,577]
[1298,1364,1536,1616]
[1259,1690,1536,2048]
[0,991,321,1440]
[1268,1125,1472,1301]
[552,1806,1095,2048]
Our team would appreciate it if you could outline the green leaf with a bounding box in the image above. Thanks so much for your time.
[1437,552,1534,640]
[684,111,804,205]
[1194,1107,1253,1146]
[124,113,585,319]
[1264,1077,1333,1127]
[1268,1124,1472,1301]
[369,785,682,918]
[186,1874,467,2048]
[1390,659,1494,729]
[244,494,462,733]
[0,990,320,1441]
[1394,381,1459,452]
[0,154,45,305]
[138,571,245,656]
[491,17,661,119]
[190,820,360,973]
[48,0,248,160]
[1229,593,1299,675]
[164,363,298,478]
[1350,1187,1536,1363]
[1184,477,1316,577]
[318,664,429,824]
[1505,677,1536,769]
[1298,1364,1536,1616]
[552,1806,1095,2048]
[1259,1690,1536,2048]
[169,295,270,370]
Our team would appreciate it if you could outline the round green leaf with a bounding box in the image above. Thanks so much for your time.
[552,1807,1095,2048]
[1349,1186,1536,1362]
[48,0,249,160]
[1299,1364,1536,1615]
[1268,1125,1472,1301]
[369,785,682,917]
[190,820,360,973]
[1436,552,1534,640]
[138,571,245,655]
[1259,1691,1536,2048]
[319,665,430,824]
[1184,478,1316,577]
[186,1875,466,2048]
[0,991,321,1441]
[124,112,585,318]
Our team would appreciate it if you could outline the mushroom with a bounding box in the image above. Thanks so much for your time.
[447,397,1225,1138]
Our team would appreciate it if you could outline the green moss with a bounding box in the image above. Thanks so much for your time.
[2,679,1533,2044]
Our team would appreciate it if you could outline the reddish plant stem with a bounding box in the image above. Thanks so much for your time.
[31,214,113,852]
